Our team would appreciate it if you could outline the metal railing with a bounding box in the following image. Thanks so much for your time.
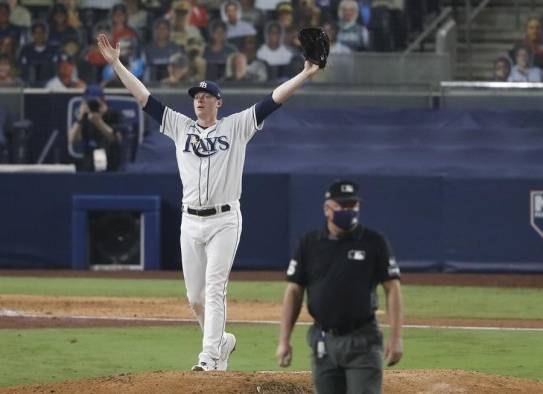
[403,6,454,55]
[464,0,492,79]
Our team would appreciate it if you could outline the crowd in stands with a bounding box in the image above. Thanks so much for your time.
[492,15,543,82]
[0,0,432,88]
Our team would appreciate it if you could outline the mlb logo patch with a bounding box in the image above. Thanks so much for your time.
[347,250,365,261]
[530,191,543,239]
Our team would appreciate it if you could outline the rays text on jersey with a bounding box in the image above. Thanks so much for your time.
[183,134,230,158]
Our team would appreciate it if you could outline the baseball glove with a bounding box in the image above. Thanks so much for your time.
[298,27,330,69]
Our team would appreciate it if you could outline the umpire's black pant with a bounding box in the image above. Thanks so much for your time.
[307,321,384,394]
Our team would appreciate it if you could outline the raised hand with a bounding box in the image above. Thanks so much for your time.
[303,60,321,77]
[97,33,119,65]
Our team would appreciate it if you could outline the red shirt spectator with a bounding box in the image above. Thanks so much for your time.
[111,3,138,46]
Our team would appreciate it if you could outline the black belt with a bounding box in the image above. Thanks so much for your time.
[319,315,375,336]
[185,204,230,217]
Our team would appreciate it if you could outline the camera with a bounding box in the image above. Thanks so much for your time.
[87,99,100,113]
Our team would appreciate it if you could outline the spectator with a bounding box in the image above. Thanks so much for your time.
[68,85,124,172]
[240,35,267,82]
[110,3,138,46]
[185,36,207,82]
[56,0,82,29]
[337,0,370,51]
[188,0,210,31]
[370,0,407,51]
[170,0,204,49]
[323,20,351,54]
[102,36,145,87]
[0,36,16,62]
[284,25,304,75]
[144,19,184,82]
[45,53,86,90]
[0,3,22,48]
[297,0,322,28]
[48,4,79,48]
[257,21,292,78]
[123,0,148,35]
[203,20,237,80]
[508,44,542,82]
[0,53,22,86]
[221,0,257,47]
[160,52,189,87]
[6,0,31,28]
[519,16,543,69]
[18,22,56,86]
[239,0,264,29]
[276,2,294,30]
[492,56,511,82]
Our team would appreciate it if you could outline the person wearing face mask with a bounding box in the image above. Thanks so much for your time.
[276,180,403,394]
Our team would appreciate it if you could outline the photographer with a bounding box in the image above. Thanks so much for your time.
[68,85,123,172]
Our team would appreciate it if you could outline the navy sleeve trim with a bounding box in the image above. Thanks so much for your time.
[255,93,281,125]
[143,95,165,126]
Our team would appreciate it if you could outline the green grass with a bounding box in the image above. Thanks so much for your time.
[1,325,542,387]
[1,276,542,320]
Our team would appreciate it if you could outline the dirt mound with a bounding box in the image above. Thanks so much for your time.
[1,370,542,394]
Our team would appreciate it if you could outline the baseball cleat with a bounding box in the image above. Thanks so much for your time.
[217,333,236,371]
[191,361,216,372]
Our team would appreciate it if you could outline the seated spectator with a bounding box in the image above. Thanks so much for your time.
[240,0,264,30]
[185,36,207,82]
[7,0,31,28]
[160,52,189,87]
[257,21,292,79]
[0,3,22,48]
[57,0,82,29]
[0,36,16,62]
[240,35,267,82]
[203,20,237,80]
[492,56,511,82]
[45,53,86,90]
[111,3,138,46]
[297,0,321,28]
[276,2,294,30]
[337,0,370,51]
[188,0,210,31]
[221,0,257,48]
[48,4,79,48]
[68,85,124,172]
[323,20,351,54]
[516,16,543,69]
[18,21,56,86]
[102,36,145,87]
[123,0,148,37]
[508,44,542,82]
[0,53,22,86]
[144,19,184,82]
[170,0,204,49]
[284,25,304,75]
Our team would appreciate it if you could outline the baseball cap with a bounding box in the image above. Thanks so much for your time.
[324,180,360,201]
[276,2,293,13]
[84,84,104,100]
[172,0,191,12]
[188,80,222,99]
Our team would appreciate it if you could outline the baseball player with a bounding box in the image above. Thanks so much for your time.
[97,33,320,371]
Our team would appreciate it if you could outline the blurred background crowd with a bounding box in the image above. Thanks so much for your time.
[0,0,439,88]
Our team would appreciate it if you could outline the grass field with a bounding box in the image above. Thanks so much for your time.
[1,276,543,387]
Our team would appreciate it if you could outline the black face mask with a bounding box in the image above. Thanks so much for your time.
[332,209,359,231]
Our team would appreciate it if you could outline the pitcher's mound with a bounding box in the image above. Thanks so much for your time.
[2,369,542,394]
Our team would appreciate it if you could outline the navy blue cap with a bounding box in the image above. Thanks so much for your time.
[325,180,360,201]
[84,84,104,100]
[188,80,222,99]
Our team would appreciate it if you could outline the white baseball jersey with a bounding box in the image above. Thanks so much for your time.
[159,105,263,207]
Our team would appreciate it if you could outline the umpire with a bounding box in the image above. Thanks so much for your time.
[276,180,404,394]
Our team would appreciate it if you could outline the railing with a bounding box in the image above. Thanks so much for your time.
[403,6,454,55]
[464,0,492,79]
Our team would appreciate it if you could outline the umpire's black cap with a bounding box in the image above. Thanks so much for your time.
[188,80,222,100]
[325,180,360,201]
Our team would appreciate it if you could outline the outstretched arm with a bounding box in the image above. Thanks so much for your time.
[272,61,320,104]
[97,33,150,106]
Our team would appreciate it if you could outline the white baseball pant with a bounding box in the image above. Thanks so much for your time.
[180,201,242,363]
